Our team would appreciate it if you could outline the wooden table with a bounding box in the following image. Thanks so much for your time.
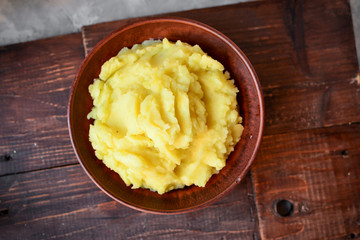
[1,0,360,239]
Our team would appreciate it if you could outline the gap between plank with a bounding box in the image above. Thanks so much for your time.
[0,162,79,178]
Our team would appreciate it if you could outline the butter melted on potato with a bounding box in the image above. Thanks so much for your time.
[88,38,243,194]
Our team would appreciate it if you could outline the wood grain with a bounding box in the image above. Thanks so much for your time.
[2,124,359,239]
[80,0,360,238]
[253,123,360,239]
[0,167,257,240]
[0,0,359,239]
[0,33,84,176]
[81,0,360,136]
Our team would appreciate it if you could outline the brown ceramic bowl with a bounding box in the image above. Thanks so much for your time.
[68,17,264,214]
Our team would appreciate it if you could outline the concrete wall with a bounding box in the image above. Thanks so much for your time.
[0,0,249,46]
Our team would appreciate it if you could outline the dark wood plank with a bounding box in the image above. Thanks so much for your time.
[0,167,257,240]
[81,0,360,135]
[80,1,360,239]
[253,123,360,239]
[0,33,84,176]
[1,1,358,240]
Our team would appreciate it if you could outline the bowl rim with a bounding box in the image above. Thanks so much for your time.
[67,16,264,214]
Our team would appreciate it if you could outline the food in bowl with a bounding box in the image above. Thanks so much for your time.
[87,38,243,194]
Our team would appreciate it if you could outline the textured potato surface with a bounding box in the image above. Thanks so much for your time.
[88,38,243,194]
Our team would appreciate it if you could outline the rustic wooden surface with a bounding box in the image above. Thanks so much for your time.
[82,0,360,136]
[0,33,84,176]
[254,124,360,239]
[1,0,360,239]
[0,165,257,240]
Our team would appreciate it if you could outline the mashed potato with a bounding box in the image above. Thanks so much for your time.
[88,38,243,194]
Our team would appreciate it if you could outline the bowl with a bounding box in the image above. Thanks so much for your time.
[68,17,264,214]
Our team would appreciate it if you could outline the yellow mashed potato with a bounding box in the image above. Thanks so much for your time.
[88,38,243,194]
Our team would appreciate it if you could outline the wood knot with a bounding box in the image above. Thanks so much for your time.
[1,154,13,162]
[349,233,359,239]
[341,149,349,158]
[274,199,294,217]
[0,208,9,216]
